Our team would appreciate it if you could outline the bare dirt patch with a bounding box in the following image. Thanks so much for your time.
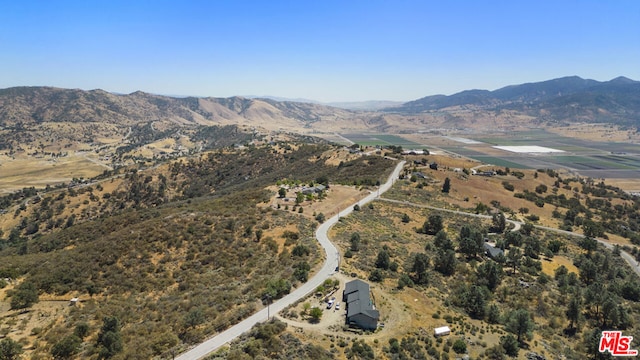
[541,255,579,277]
[264,184,370,221]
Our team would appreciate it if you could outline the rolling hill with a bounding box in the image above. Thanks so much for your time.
[0,87,361,130]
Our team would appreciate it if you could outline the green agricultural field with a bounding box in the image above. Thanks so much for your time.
[549,155,638,170]
[340,133,422,148]
[440,147,489,157]
[594,154,640,168]
[467,156,530,169]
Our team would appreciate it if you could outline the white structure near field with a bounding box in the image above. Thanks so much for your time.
[343,279,379,330]
[434,326,451,337]
[493,145,564,154]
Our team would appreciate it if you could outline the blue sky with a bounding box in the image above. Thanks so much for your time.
[1,1,638,102]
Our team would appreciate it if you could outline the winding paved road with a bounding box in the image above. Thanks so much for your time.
[176,160,639,359]
[175,161,406,359]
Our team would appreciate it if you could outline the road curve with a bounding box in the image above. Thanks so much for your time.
[175,161,406,360]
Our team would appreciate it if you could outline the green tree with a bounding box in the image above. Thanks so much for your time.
[476,261,503,291]
[263,278,292,299]
[97,316,123,359]
[411,253,430,285]
[293,261,311,282]
[401,213,410,223]
[464,285,488,319]
[507,247,522,274]
[315,175,329,186]
[601,298,619,328]
[10,281,39,310]
[505,309,534,343]
[51,335,81,360]
[491,212,507,233]
[278,187,286,198]
[422,214,443,235]
[583,220,604,239]
[579,259,598,285]
[566,292,582,330]
[0,338,23,360]
[434,249,457,276]
[520,222,534,236]
[487,303,501,324]
[292,244,310,256]
[535,184,548,194]
[74,322,90,339]
[458,225,484,259]
[523,237,541,259]
[375,250,390,270]
[302,302,311,315]
[620,279,640,301]
[504,231,522,248]
[500,334,519,357]
[452,339,467,354]
[582,328,612,360]
[350,232,361,251]
[579,236,598,255]
[255,229,263,242]
[433,230,454,251]
[369,269,384,282]
[442,177,451,193]
[397,274,414,289]
[309,307,323,322]
[184,308,205,329]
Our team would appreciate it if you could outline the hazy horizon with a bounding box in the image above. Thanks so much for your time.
[1,1,639,102]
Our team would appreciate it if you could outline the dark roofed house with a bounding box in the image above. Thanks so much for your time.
[343,279,379,330]
[301,184,326,195]
[483,243,504,259]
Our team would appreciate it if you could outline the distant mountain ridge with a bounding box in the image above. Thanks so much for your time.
[387,76,640,126]
[245,95,403,111]
[1,75,639,137]
[0,86,359,130]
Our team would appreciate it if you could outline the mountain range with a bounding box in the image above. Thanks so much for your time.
[1,76,639,135]
[387,76,640,126]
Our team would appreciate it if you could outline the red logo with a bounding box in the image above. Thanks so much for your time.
[599,331,638,357]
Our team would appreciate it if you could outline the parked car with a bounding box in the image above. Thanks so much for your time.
[335,302,340,310]
[326,300,334,309]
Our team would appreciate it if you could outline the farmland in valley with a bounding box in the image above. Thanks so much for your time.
[341,130,640,192]
[339,133,424,148]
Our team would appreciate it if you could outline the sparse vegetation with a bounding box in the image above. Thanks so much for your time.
[2,96,640,360]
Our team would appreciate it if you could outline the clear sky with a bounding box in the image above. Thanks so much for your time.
[1,1,639,102]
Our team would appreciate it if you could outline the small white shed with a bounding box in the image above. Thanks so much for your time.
[434,326,451,337]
